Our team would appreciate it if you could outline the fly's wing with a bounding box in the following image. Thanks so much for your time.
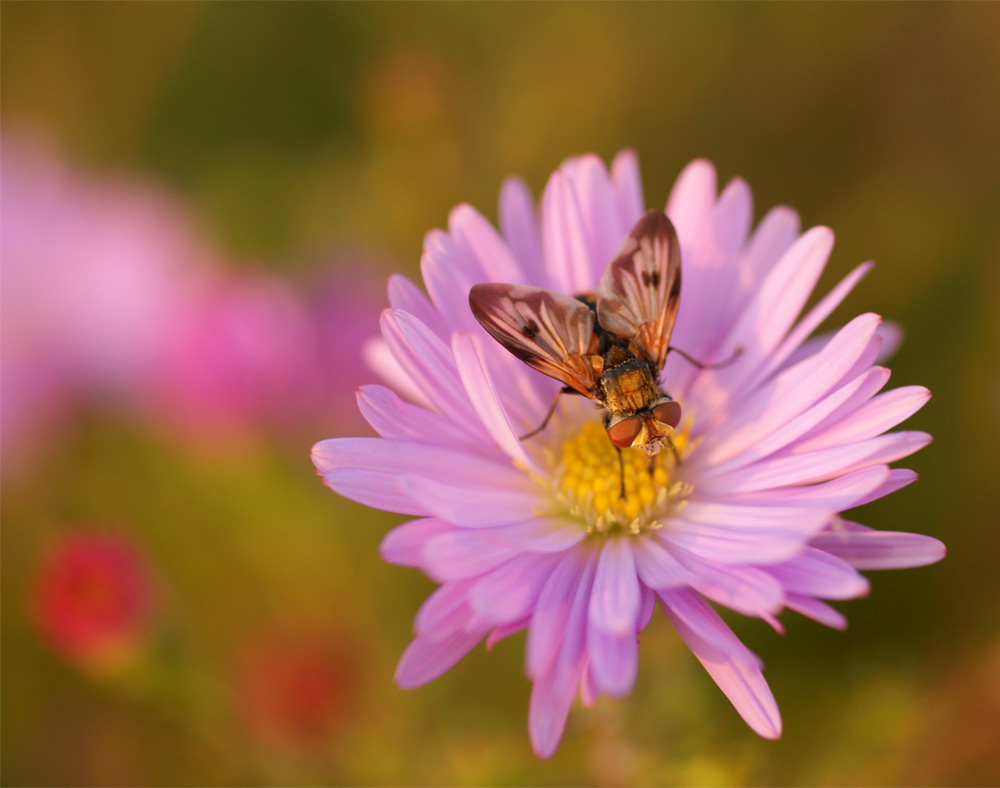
[595,210,681,371]
[469,283,600,397]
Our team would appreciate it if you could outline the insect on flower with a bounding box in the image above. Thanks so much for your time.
[471,210,725,480]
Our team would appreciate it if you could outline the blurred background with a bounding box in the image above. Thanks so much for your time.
[2,3,998,785]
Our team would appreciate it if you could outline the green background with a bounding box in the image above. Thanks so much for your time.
[3,3,998,785]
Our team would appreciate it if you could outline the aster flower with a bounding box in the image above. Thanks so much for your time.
[31,530,158,671]
[312,153,945,758]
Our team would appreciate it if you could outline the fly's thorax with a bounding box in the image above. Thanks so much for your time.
[599,352,662,414]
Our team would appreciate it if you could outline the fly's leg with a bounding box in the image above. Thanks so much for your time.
[616,445,625,499]
[665,434,682,466]
[667,345,743,370]
[520,387,573,440]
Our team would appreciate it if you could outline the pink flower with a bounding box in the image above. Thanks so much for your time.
[0,129,208,473]
[31,531,158,671]
[143,269,324,444]
[311,153,945,757]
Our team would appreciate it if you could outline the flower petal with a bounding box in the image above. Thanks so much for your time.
[470,553,562,624]
[729,464,892,510]
[357,384,482,452]
[387,273,446,337]
[792,385,931,454]
[499,177,544,281]
[395,628,486,689]
[588,539,641,636]
[380,308,480,423]
[540,168,597,293]
[663,503,834,564]
[661,589,782,739]
[380,517,455,567]
[611,149,645,229]
[452,331,540,471]
[421,530,525,582]
[783,593,848,630]
[587,626,639,697]
[767,547,870,600]
[449,203,523,283]
[526,548,593,681]
[401,474,538,527]
[695,312,882,467]
[697,431,932,494]
[810,521,946,570]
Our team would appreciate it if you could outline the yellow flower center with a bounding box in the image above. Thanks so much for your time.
[550,421,692,536]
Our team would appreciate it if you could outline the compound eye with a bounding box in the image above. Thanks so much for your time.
[652,400,682,429]
[607,416,642,448]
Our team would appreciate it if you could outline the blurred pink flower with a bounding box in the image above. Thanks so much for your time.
[309,265,386,435]
[1,129,209,473]
[312,152,945,757]
[143,269,325,444]
[233,631,358,753]
[31,531,159,671]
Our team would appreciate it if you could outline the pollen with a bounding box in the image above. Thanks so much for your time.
[551,421,691,536]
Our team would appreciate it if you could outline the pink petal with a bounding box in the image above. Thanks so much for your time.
[448,203,522,283]
[699,366,888,477]
[610,149,645,229]
[587,626,638,697]
[658,587,760,660]
[783,593,848,630]
[631,536,696,590]
[526,548,593,681]
[540,169,597,293]
[697,431,932,494]
[414,580,475,638]
[669,178,753,374]
[766,547,870,600]
[528,655,584,760]
[810,521,946,570]
[452,331,540,471]
[742,205,801,285]
[421,530,524,582]
[663,502,834,565]
[562,154,628,278]
[792,385,931,454]
[482,519,585,553]
[730,465,891,510]
[395,628,485,689]
[470,553,562,624]
[665,159,717,260]
[387,274,446,337]
[380,309,479,423]
[669,546,785,617]
[419,230,486,334]
[400,475,538,528]
[695,313,882,467]
[682,226,836,417]
[362,336,433,411]
[379,517,455,567]
[588,539,640,636]
[660,590,782,739]
[754,261,874,389]
[851,468,918,507]
[356,384,482,452]
[499,177,544,281]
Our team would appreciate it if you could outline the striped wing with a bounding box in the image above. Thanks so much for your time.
[469,283,600,397]
[595,210,681,370]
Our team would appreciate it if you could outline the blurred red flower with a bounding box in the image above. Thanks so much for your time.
[31,531,158,671]
[234,632,358,753]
